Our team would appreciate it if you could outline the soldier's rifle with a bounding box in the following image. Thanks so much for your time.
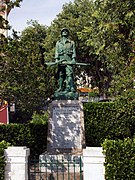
[45,59,90,66]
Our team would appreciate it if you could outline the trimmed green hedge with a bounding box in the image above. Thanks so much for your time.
[84,101,135,146]
[0,101,134,158]
[0,124,47,157]
[0,141,10,180]
[102,138,135,180]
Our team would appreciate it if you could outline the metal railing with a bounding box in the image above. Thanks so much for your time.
[28,155,83,180]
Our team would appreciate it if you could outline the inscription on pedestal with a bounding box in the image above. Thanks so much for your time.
[53,107,81,149]
[47,100,85,153]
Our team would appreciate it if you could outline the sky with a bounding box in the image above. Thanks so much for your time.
[8,0,74,34]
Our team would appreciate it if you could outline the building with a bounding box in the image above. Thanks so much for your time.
[0,0,11,37]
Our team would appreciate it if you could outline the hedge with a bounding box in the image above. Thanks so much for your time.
[0,124,47,157]
[102,138,135,180]
[0,101,134,157]
[0,141,10,180]
[84,101,135,146]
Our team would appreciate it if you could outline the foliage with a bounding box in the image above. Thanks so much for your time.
[30,111,48,125]
[84,101,135,146]
[0,100,134,159]
[0,15,9,30]
[88,91,99,98]
[6,0,23,8]
[1,0,135,121]
[0,140,10,180]
[44,0,135,97]
[0,124,47,158]
[43,0,135,98]
[102,138,135,180]
[78,0,135,97]
[1,21,53,122]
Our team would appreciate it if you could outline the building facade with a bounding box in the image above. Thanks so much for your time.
[0,0,11,37]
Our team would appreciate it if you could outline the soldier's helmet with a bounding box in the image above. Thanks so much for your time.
[61,28,69,35]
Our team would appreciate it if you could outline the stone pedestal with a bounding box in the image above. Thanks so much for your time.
[54,91,78,100]
[47,100,85,154]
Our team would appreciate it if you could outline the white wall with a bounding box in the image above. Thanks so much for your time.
[4,146,105,180]
[83,147,105,180]
[4,146,30,180]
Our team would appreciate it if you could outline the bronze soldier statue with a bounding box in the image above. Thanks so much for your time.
[55,28,76,92]
[45,28,89,100]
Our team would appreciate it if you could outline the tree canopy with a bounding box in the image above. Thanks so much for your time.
[0,0,134,121]
[43,0,135,98]
[1,21,55,122]
[78,0,135,98]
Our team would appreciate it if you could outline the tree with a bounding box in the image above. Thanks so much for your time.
[44,0,135,99]
[43,0,120,97]
[1,0,134,123]
[78,0,135,98]
[1,21,54,122]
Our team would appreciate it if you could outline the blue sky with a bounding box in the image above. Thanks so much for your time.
[8,0,74,34]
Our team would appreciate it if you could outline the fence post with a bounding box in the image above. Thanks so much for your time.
[4,146,30,180]
[83,147,105,180]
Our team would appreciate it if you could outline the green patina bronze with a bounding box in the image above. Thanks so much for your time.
[46,61,89,66]
[46,28,89,100]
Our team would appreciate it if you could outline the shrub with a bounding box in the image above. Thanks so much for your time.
[102,138,135,180]
[0,100,134,159]
[84,101,135,146]
[30,111,48,125]
[0,141,10,180]
[0,124,48,157]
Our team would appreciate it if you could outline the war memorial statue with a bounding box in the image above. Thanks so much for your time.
[44,28,86,154]
[55,28,76,93]
[46,28,88,100]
